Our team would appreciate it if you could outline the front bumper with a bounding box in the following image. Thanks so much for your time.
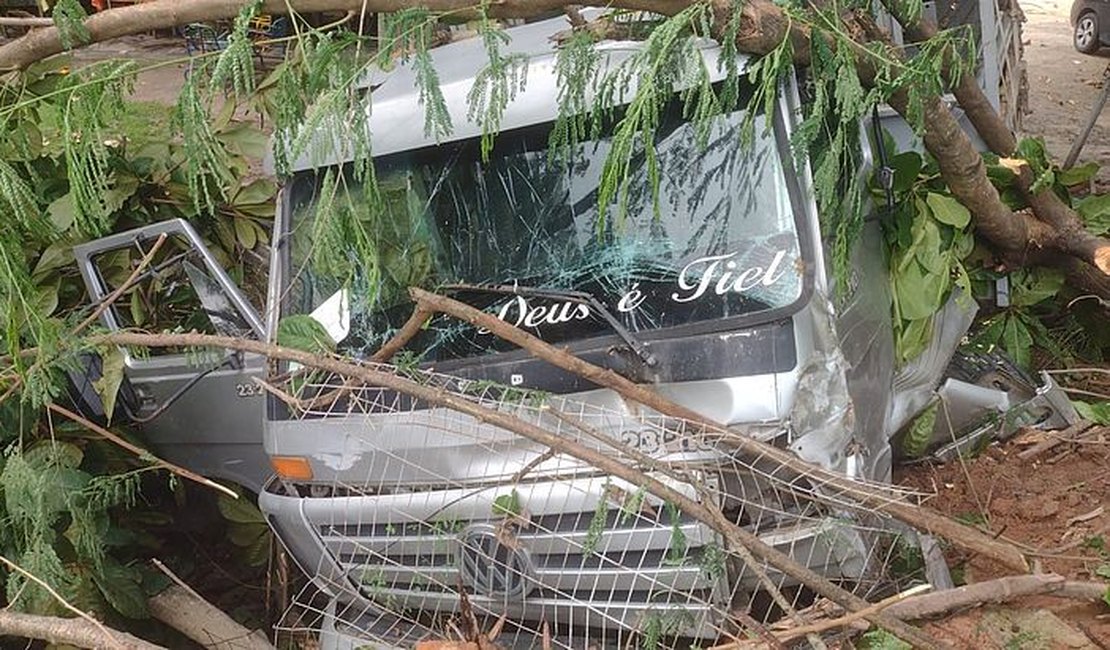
[263,471,871,649]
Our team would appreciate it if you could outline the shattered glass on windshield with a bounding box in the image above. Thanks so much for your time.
[285,102,804,362]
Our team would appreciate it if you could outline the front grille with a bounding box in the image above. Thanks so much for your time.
[317,507,724,639]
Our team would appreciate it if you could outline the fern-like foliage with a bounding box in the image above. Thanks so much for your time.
[51,0,90,50]
[210,0,264,99]
[174,64,234,217]
[378,7,453,140]
[467,9,530,161]
[60,60,136,236]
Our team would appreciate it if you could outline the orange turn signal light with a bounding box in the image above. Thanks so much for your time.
[271,456,313,480]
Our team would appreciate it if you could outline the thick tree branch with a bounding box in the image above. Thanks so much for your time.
[0,610,164,650]
[0,0,687,71]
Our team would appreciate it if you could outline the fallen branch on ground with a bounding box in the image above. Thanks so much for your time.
[0,553,141,650]
[0,610,164,650]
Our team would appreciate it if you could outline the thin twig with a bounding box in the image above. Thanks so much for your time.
[74,233,167,336]
[1059,386,1110,401]
[47,403,238,499]
[770,585,932,643]
[0,553,126,650]
[150,558,206,602]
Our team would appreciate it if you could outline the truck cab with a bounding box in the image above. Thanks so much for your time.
[68,6,1055,650]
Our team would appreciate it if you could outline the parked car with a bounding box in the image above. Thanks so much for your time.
[1072,0,1110,53]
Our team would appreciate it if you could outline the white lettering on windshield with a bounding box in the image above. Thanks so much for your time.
[476,248,793,331]
[670,250,789,303]
[477,295,592,333]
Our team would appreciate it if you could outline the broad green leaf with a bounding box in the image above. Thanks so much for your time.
[217,123,269,159]
[902,400,938,458]
[925,192,971,228]
[218,493,266,524]
[234,217,257,250]
[896,317,932,364]
[893,261,948,321]
[91,347,126,423]
[31,277,60,317]
[1011,268,1064,307]
[1072,401,1110,425]
[102,174,140,214]
[47,193,76,231]
[1076,193,1110,235]
[32,241,73,281]
[277,314,335,354]
[25,440,83,469]
[1001,315,1034,369]
[92,559,148,619]
[232,178,276,206]
[889,151,922,194]
[1057,161,1099,186]
[129,290,145,327]
[912,218,946,274]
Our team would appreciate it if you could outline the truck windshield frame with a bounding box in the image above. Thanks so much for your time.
[278,92,816,369]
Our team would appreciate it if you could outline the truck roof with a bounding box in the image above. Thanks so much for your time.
[288,13,750,172]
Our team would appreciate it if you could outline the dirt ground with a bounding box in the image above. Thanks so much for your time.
[898,430,1110,648]
[1022,0,1110,183]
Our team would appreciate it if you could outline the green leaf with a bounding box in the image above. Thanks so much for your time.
[1076,193,1110,235]
[217,123,270,159]
[32,278,60,317]
[232,179,276,206]
[233,217,257,250]
[47,193,76,231]
[25,441,83,469]
[276,315,335,354]
[893,261,948,321]
[1001,315,1034,369]
[1057,161,1099,186]
[92,559,148,619]
[91,347,125,423]
[889,152,922,194]
[902,400,938,458]
[1072,401,1110,425]
[218,493,266,524]
[1095,564,1110,579]
[1011,268,1065,307]
[925,192,971,228]
[492,489,521,517]
[129,290,145,327]
[32,241,74,281]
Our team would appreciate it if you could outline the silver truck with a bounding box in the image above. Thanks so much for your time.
[68,5,1065,649]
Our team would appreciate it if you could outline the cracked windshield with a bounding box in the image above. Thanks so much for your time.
[287,104,803,362]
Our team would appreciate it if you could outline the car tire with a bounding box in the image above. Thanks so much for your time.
[1075,11,1100,54]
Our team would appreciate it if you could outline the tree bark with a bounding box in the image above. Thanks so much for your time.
[0,610,164,650]
[148,585,276,650]
[0,0,689,71]
[873,2,1110,280]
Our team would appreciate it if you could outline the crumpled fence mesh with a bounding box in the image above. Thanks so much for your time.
[269,363,927,649]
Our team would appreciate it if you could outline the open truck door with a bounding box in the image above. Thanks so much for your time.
[71,218,271,493]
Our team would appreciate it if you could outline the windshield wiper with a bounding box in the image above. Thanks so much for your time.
[440,283,658,368]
